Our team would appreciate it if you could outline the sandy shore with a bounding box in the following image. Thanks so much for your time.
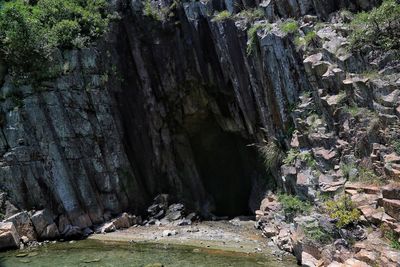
[88,219,295,263]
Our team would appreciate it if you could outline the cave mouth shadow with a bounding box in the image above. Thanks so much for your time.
[186,115,266,218]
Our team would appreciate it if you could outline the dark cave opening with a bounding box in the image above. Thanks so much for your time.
[187,115,264,217]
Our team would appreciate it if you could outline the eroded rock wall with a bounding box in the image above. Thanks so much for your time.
[0,0,381,234]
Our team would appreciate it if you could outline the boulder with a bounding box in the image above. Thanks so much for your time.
[261,225,279,238]
[354,249,378,265]
[0,222,20,251]
[41,223,60,240]
[5,211,36,241]
[112,213,131,229]
[382,199,400,220]
[382,184,400,200]
[98,222,116,234]
[301,251,320,267]
[30,209,57,239]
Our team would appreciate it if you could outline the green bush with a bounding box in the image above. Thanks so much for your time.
[280,20,298,34]
[303,224,332,245]
[349,0,400,51]
[325,195,360,228]
[212,10,231,22]
[278,194,311,216]
[0,0,110,81]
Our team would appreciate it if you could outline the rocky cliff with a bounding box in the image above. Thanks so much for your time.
[0,0,399,260]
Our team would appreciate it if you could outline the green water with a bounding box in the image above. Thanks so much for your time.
[0,239,296,267]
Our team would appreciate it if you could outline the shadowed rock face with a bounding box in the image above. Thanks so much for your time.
[0,0,378,229]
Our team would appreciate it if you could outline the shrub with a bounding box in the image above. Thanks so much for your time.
[280,20,298,34]
[303,224,332,245]
[325,195,360,228]
[212,10,231,22]
[257,140,284,170]
[349,0,400,51]
[0,0,110,81]
[278,194,311,216]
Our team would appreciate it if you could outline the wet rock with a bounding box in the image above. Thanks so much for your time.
[98,222,116,234]
[162,230,177,237]
[0,222,20,250]
[31,209,59,240]
[41,223,60,240]
[82,227,93,237]
[61,225,83,238]
[173,219,191,226]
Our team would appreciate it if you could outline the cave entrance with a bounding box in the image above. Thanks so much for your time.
[187,115,261,217]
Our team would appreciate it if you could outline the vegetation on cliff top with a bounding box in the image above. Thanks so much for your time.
[349,0,400,51]
[0,0,110,82]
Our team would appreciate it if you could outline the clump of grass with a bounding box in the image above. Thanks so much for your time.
[283,149,300,165]
[295,31,318,47]
[381,225,400,250]
[278,194,311,216]
[246,22,271,55]
[356,166,383,185]
[236,8,264,22]
[340,162,357,180]
[306,113,325,133]
[361,69,380,79]
[257,140,284,171]
[212,10,231,22]
[283,149,317,168]
[391,140,400,155]
[280,20,299,34]
[325,195,360,228]
[344,106,377,119]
